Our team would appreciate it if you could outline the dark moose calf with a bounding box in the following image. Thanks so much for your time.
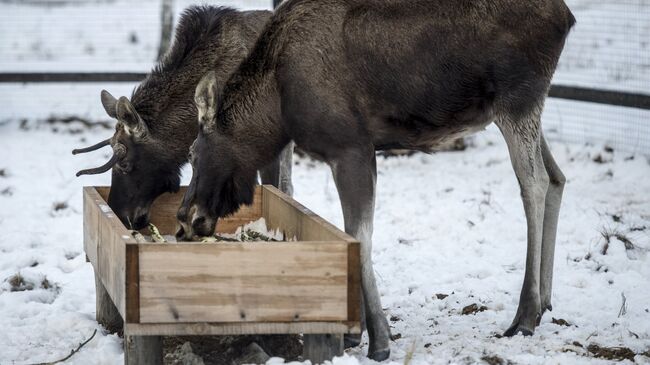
[73,6,293,229]
[178,0,575,360]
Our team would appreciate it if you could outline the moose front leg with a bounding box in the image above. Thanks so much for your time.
[331,149,391,361]
[497,116,549,336]
[259,142,294,196]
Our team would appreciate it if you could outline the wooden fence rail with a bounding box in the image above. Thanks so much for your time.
[0,72,649,110]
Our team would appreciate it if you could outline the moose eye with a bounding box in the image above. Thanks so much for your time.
[116,161,133,174]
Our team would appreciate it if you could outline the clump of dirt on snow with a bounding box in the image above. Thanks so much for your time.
[481,355,510,365]
[587,344,636,361]
[462,303,488,315]
[551,317,573,327]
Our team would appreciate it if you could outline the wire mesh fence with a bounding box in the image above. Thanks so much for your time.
[0,0,648,153]
[546,0,650,154]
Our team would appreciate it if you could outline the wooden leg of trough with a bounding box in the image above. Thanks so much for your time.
[124,335,163,365]
[94,271,123,334]
[303,334,344,364]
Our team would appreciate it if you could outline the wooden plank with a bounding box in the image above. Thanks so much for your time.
[347,241,361,323]
[97,185,263,235]
[262,185,355,242]
[0,72,146,83]
[303,334,344,364]
[137,242,349,323]
[83,187,134,319]
[548,84,650,110]
[127,187,263,234]
[124,335,162,365]
[125,322,359,336]
[94,270,123,334]
[125,244,140,323]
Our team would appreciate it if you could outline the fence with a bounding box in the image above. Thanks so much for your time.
[1,0,648,153]
[543,0,650,154]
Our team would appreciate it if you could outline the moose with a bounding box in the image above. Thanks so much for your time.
[73,5,294,229]
[177,0,576,360]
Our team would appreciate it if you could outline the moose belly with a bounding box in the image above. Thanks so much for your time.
[371,108,495,152]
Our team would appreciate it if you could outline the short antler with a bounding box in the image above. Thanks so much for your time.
[75,144,126,177]
[72,138,111,155]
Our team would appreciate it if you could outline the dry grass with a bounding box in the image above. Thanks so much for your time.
[7,273,33,292]
[600,228,635,255]
[587,344,636,361]
[5,273,59,292]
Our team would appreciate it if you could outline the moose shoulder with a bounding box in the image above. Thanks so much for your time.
[179,0,575,361]
[73,6,293,229]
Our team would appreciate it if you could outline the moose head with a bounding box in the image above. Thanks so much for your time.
[176,72,258,239]
[73,90,183,229]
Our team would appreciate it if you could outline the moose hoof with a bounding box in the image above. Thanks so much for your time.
[368,348,390,362]
[503,323,534,337]
[344,333,361,349]
[542,304,553,315]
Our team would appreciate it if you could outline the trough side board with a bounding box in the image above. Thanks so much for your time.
[137,242,349,323]
[84,187,134,320]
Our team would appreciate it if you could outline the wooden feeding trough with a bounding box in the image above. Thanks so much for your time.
[83,185,361,364]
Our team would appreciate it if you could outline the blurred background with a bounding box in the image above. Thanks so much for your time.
[0,0,649,153]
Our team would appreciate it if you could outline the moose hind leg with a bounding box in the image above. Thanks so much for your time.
[259,142,294,196]
[259,155,280,187]
[539,134,566,316]
[497,114,549,337]
[278,141,294,196]
[331,150,390,361]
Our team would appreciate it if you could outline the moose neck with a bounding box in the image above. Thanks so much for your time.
[218,69,288,171]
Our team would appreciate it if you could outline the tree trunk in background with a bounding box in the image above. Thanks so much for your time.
[158,0,174,61]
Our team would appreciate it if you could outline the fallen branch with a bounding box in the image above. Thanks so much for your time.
[32,329,97,365]
[618,292,627,318]
[44,115,113,129]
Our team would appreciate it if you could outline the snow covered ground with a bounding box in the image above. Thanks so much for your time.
[1,0,649,364]
[1,119,649,364]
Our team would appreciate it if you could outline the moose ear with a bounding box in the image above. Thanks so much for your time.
[100,90,118,118]
[116,96,148,138]
[194,71,220,130]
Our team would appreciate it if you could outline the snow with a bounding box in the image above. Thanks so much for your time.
[1,119,649,364]
[0,0,649,364]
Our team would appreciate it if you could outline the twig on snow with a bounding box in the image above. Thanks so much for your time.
[618,292,627,318]
[31,329,97,365]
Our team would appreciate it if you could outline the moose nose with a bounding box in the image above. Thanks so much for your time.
[191,215,215,237]
[131,213,149,230]
[176,206,188,223]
